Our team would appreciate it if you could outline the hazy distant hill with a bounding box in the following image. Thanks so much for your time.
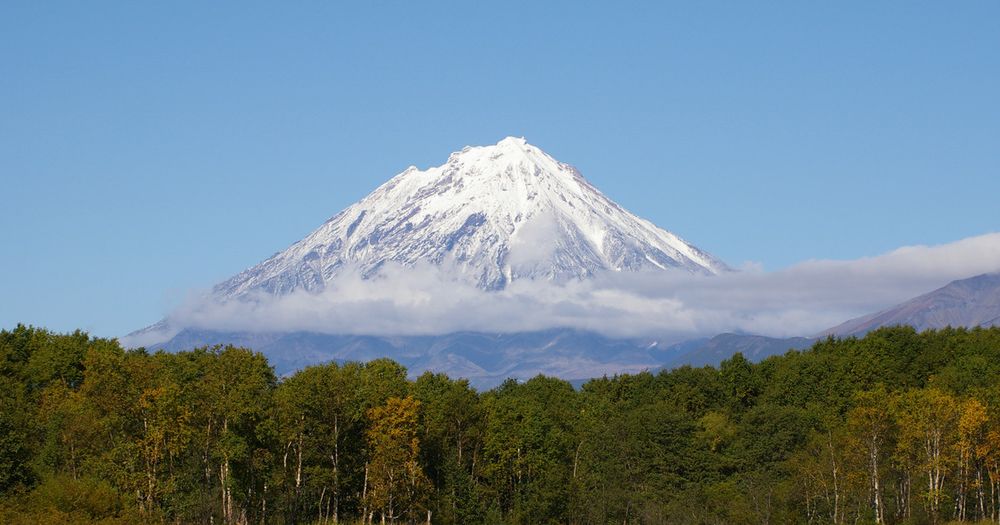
[664,333,816,368]
[668,273,1000,367]
[156,327,670,388]
[823,272,1000,337]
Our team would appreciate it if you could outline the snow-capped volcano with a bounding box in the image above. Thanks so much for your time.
[214,137,726,299]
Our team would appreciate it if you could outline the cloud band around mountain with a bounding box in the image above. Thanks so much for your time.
[126,232,1000,348]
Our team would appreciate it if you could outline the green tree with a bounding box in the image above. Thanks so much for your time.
[275,362,366,524]
[720,353,760,411]
[410,371,482,524]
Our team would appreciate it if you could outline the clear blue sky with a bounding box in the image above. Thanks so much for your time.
[2,2,998,337]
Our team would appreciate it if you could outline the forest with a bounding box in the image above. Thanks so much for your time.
[2,325,1000,524]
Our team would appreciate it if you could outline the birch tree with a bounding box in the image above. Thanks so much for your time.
[847,387,893,524]
[894,388,959,524]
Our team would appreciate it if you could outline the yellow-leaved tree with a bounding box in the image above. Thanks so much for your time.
[894,387,959,524]
[364,396,429,524]
[956,397,988,521]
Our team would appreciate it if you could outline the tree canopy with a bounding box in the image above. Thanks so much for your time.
[3,323,1000,524]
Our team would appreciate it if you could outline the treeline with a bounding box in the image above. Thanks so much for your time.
[3,326,1000,524]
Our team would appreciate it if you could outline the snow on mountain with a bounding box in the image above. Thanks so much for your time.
[214,136,726,299]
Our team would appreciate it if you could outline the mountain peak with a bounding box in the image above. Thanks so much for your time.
[444,136,562,179]
[496,135,528,147]
[213,139,727,298]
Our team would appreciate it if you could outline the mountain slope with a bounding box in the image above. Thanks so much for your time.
[214,136,726,299]
[823,272,1000,337]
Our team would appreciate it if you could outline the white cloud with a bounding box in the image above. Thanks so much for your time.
[135,232,1000,345]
